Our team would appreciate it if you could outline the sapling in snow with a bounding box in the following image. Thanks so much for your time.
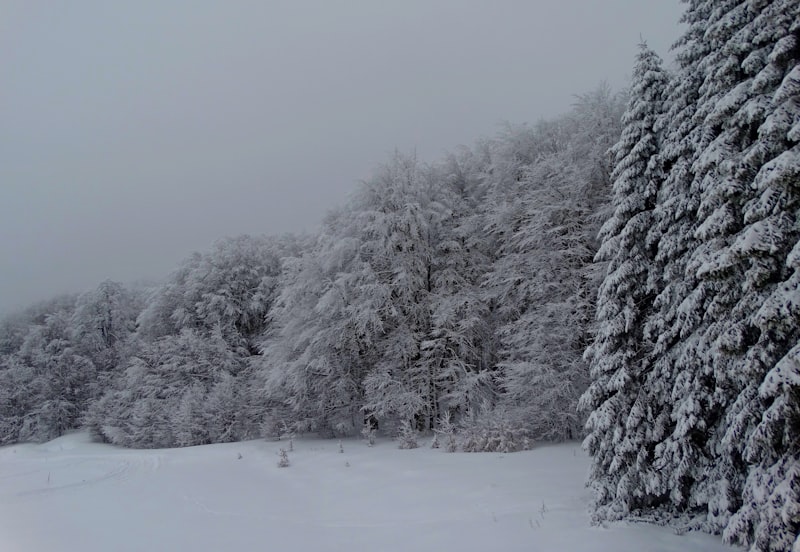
[279,420,295,452]
[434,411,458,453]
[277,448,290,468]
[361,425,376,447]
[397,419,419,449]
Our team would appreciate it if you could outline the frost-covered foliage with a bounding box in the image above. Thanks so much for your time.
[263,101,624,441]
[277,448,290,468]
[459,405,532,453]
[361,424,377,447]
[0,284,142,444]
[484,85,625,441]
[85,235,297,448]
[581,43,670,520]
[86,328,247,448]
[583,1,800,548]
[397,419,419,449]
[434,411,458,452]
[3,85,627,450]
[72,281,142,395]
[137,234,293,353]
[261,224,386,436]
[1,4,795,547]
[0,235,303,448]
[263,152,495,435]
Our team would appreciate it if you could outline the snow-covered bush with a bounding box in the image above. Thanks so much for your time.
[361,424,376,447]
[277,448,290,468]
[459,407,531,453]
[397,420,419,449]
[434,411,458,453]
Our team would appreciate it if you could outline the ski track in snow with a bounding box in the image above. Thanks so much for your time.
[2,450,162,499]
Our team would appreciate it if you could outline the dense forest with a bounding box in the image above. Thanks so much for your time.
[0,1,797,550]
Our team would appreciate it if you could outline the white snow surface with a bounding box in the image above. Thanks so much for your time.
[0,433,737,552]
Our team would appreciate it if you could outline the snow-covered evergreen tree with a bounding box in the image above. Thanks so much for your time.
[718,1,800,548]
[581,43,669,519]
[584,1,800,548]
[654,2,800,545]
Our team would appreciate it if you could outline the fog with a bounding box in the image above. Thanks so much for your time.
[0,0,683,314]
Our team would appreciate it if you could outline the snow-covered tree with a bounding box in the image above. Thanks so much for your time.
[418,150,496,428]
[263,152,495,435]
[583,1,800,548]
[71,280,141,397]
[137,234,290,352]
[0,285,144,444]
[434,411,458,452]
[581,43,669,519]
[12,309,96,442]
[262,227,383,435]
[88,328,245,448]
[397,419,419,449]
[484,86,624,443]
[717,2,800,548]
[0,297,80,443]
[83,234,300,446]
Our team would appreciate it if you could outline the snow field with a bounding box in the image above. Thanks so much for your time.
[0,433,737,552]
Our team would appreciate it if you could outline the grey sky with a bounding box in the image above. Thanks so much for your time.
[0,0,683,315]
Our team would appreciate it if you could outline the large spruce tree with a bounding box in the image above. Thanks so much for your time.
[585,1,800,549]
[581,43,669,519]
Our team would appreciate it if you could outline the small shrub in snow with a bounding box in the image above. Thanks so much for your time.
[361,425,376,447]
[277,448,290,468]
[459,407,531,453]
[434,411,458,453]
[397,420,419,449]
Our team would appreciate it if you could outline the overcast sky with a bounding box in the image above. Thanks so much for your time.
[0,0,683,315]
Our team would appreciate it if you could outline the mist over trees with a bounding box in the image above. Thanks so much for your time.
[0,1,797,549]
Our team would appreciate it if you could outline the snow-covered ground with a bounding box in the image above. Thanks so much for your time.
[0,433,736,552]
